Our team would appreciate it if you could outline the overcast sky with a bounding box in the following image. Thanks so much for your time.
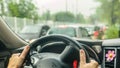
[33,0,101,17]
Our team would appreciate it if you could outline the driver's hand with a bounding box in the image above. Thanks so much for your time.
[7,45,30,68]
[79,49,99,68]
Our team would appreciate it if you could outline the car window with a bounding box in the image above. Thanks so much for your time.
[85,26,95,35]
[48,27,76,37]
[79,28,89,38]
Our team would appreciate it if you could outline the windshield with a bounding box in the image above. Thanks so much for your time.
[1,0,120,40]
[48,27,76,37]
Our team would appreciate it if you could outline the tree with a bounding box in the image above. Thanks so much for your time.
[53,12,75,22]
[41,10,51,21]
[105,25,119,39]
[96,0,120,24]
[0,0,4,15]
[89,14,99,24]
[75,13,85,23]
[7,0,39,20]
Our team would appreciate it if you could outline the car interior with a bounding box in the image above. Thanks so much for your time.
[0,16,120,68]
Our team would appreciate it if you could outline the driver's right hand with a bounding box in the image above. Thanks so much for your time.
[79,49,99,68]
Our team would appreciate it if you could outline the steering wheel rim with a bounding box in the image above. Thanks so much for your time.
[28,35,90,68]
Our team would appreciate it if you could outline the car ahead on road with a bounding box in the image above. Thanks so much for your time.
[46,25,91,39]
[19,24,50,41]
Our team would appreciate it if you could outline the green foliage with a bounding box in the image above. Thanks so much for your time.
[0,0,5,15]
[89,14,99,24]
[53,12,75,22]
[7,2,19,17]
[75,13,85,23]
[41,10,51,20]
[7,0,39,20]
[96,0,120,24]
[105,25,119,39]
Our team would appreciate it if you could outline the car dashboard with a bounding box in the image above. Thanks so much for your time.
[1,37,120,68]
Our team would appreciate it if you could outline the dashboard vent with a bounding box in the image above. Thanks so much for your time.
[116,48,120,68]
[103,48,116,68]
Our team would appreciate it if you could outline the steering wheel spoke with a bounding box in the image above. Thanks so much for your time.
[60,45,79,63]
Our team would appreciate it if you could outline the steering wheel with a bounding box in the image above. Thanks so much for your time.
[27,35,90,68]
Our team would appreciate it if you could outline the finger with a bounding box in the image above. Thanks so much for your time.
[29,39,36,43]
[19,45,30,59]
[80,49,86,64]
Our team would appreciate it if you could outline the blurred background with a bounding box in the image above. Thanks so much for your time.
[0,0,120,41]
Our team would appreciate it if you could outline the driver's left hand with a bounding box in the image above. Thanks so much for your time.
[7,45,30,68]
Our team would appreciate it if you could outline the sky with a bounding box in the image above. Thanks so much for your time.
[33,0,101,17]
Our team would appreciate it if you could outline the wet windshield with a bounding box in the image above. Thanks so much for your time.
[1,0,119,41]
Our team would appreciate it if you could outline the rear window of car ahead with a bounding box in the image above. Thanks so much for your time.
[48,27,76,37]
